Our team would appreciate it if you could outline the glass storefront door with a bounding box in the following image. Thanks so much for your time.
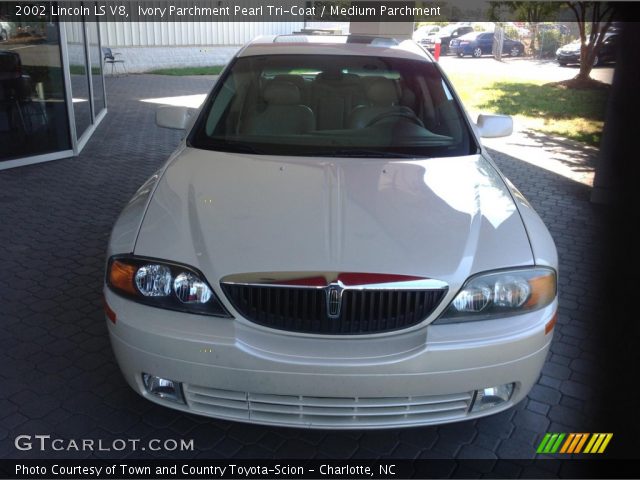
[65,21,92,141]
[0,8,72,160]
[87,17,105,118]
[0,2,107,167]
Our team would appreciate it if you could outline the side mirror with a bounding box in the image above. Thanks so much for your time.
[156,105,196,130]
[476,114,513,138]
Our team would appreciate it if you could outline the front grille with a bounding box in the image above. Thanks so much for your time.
[185,385,472,428]
[221,284,447,334]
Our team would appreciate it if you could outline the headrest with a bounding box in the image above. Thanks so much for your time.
[367,78,399,105]
[263,81,301,105]
[273,74,305,90]
[316,68,343,83]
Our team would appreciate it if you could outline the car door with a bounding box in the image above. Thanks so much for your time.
[501,37,515,53]
[478,33,494,54]
[601,34,618,61]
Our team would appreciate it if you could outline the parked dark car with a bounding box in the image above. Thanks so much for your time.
[556,33,619,66]
[421,25,474,55]
[450,32,525,58]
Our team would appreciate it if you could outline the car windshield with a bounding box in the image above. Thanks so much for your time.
[190,54,474,158]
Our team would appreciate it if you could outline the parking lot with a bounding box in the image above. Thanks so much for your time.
[0,70,609,467]
[438,55,615,85]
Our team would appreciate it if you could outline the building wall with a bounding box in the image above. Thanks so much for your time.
[349,22,414,39]
[100,45,243,73]
[99,21,304,47]
[66,20,305,73]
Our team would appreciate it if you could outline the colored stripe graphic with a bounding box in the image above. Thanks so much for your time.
[560,433,575,453]
[539,433,613,454]
[560,433,589,453]
[537,433,565,453]
[584,433,614,454]
[536,433,552,453]
[544,434,559,453]
[597,433,613,453]
[571,433,588,453]
[550,433,565,453]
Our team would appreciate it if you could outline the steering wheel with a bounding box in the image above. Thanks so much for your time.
[365,110,425,128]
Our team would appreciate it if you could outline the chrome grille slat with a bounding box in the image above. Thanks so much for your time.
[184,385,472,428]
[188,394,248,411]
[221,283,447,335]
[247,392,472,407]
[247,401,470,417]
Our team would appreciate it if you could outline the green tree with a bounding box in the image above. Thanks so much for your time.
[488,2,561,55]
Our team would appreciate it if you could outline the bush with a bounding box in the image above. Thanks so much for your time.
[538,29,562,58]
[504,25,522,41]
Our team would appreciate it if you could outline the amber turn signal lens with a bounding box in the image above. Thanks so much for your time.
[104,296,117,324]
[545,311,558,335]
[109,260,138,295]
[525,272,557,309]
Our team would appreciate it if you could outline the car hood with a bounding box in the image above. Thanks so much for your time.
[134,149,533,291]
[560,42,581,53]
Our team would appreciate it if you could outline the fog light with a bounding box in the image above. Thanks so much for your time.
[470,383,514,412]
[142,373,185,403]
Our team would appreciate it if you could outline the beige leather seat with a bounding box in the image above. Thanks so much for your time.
[310,69,366,130]
[244,80,315,135]
[348,77,415,129]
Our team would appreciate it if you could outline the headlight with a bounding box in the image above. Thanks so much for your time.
[106,256,231,317]
[435,267,556,324]
[556,48,562,55]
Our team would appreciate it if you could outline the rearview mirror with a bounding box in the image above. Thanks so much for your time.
[476,114,513,138]
[156,106,196,130]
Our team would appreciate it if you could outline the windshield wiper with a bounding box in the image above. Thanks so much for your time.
[204,142,265,155]
[308,149,420,158]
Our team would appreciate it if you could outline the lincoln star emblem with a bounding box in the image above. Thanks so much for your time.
[326,283,344,319]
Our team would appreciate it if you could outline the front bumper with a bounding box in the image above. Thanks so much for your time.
[449,45,469,55]
[420,42,436,52]
[557,52,579,63]
[105,287,555,429]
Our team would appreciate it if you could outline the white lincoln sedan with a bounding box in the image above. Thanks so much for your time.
[105,35,558,429]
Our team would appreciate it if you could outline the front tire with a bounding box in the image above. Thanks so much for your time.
[0,30,7,42]
[458,52,464,57]
[472,47,482,58]
[510,46,520,57]
[593,55,600,67]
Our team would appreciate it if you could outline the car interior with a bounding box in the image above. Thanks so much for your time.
[194,55,472,156]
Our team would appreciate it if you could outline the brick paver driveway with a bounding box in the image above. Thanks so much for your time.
[0,75,608,464]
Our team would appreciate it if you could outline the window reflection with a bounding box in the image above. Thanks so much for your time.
[64,22,91,139]
[0,9,71,161]
[87,12,105,116]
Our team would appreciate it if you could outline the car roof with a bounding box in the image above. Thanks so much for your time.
[462,31,488,37]
[237,35,433,63]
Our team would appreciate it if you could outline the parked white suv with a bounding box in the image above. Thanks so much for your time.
[105,35,558,429]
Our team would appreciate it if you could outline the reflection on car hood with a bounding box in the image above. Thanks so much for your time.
[135,149,533,291]
[560,42,581,52]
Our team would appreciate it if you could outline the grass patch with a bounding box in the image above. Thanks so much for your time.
[447,72,609,147]
[69,65,102,75]
[147,66,225,76]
